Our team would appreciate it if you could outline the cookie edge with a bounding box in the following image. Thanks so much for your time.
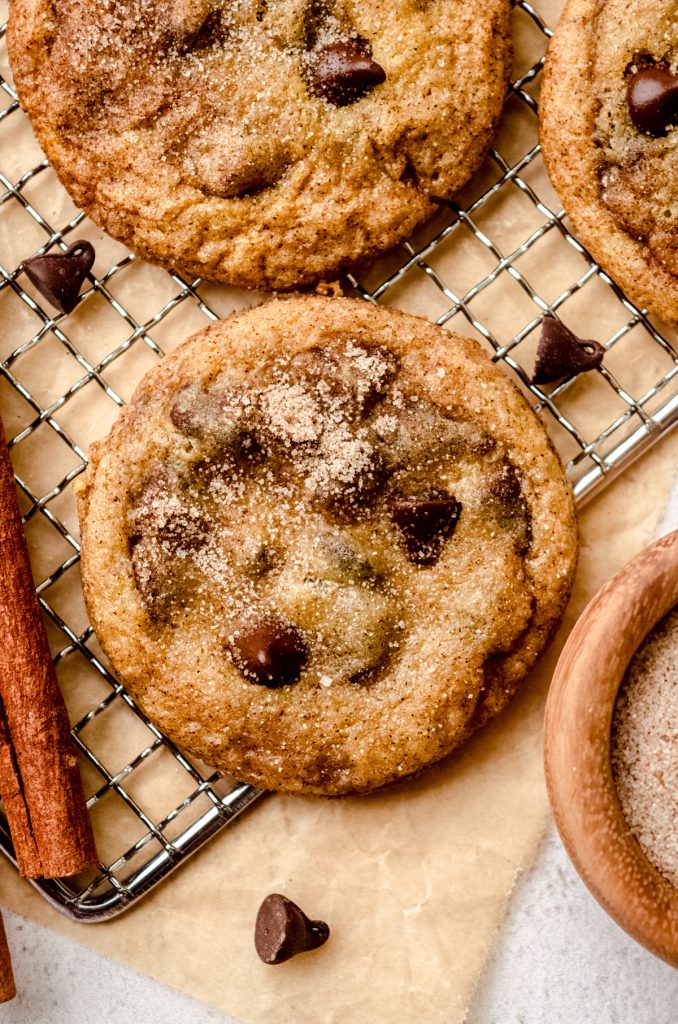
[539,0,678,326]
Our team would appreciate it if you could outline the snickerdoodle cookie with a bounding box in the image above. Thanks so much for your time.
[8,0,512,290]
[74,296,577,795]
[540,0,678,324]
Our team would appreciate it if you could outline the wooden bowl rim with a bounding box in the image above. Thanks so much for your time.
[544,530,678,967]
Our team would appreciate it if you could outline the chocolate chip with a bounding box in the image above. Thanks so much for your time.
[170,382,257,459]
[188,132,291,199]
[131,536,199,624]
[388,494,461,565]
[128,468,206,547]
[128,469,179,536]
[532,316,604,385]
[316,533,377,584]
[484,462,531,553]
[306,39,386,107]
[489,461,523,506]
[21,240,95,315]
[310,444,385,515]
[229,615,308,687]
[627,66,678,137]
[290,343,399,415]
[255,894,329,965]
[377,397,492,471]
[165,0,211,41]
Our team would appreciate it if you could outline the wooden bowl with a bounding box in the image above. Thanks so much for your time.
[544,529,678,967]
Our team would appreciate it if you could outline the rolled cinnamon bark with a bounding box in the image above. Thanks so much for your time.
[0,416,97,877]
[0,910,15,1003]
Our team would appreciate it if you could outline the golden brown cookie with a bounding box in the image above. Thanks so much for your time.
[74,296,578,795]
[540,0,678,325]
[8,1,512,291]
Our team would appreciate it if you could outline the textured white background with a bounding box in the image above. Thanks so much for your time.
[2,487,677,1023]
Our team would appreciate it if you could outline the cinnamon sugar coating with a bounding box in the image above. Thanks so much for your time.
[75,296,577,795]
[612,608,678,889]
[8,0,512,290]
[540,0,678,324]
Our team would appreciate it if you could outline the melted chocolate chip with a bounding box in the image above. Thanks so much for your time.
[388,494,461,565]
[128,469,179,535]
[131,536,199,624]
[311,446,386,515]
[131,537,175,622]
[255,894,329,965]
[532,316,604,385]
[290,342,399,415]
[128,469,207,551]
[317,533,377,584]
[306,39,386,107]
[21,240,95,315]
[170,382,257,459]
[188,132,290,199]
[627,66,678,137]
[229,615,308,687]
[489,462,523,506]
[484,462,531,553]
[166,0,211,41]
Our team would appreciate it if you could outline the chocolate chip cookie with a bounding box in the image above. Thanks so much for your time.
[74,296,578,795]
[540,0,678,324]
[8,1,512,291]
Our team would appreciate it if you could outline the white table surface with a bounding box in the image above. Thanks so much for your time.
[3,488,677,1023]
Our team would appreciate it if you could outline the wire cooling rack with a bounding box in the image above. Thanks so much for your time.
[0,1,677,922]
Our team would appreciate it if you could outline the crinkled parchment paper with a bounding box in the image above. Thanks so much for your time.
[0,0,677,1020]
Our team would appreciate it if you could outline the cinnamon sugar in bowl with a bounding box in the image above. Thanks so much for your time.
[544,530,678,967]
[612,608,678,892]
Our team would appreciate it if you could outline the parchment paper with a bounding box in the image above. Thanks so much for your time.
[0,1,677,1021]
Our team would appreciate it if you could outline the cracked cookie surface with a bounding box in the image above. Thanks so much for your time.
[540,0,678,324]
[8,0,512,290]
[74,296,577,795]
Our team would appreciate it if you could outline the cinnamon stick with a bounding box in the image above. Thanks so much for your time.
[0,909,16,1003]
[0,415,97,877]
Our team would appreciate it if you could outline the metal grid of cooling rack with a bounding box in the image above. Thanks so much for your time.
[0,1,677,922]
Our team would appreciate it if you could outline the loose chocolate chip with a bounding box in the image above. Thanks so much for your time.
[21,240,95,315]
[229,615,308,687]
[388,494,461,565]
[532,316,604,385]
[627,66,678,137]
[255,894,329,965]
[306,39,386,107]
